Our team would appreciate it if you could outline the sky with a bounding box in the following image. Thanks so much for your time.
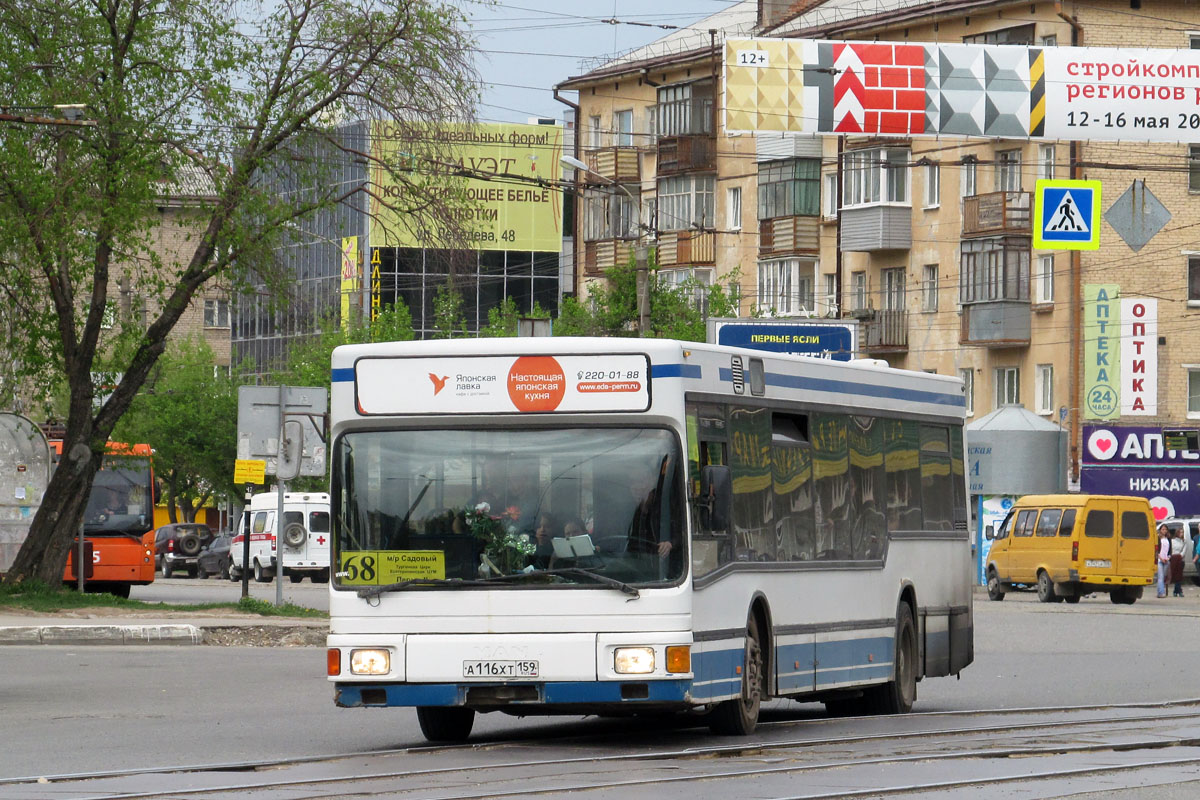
[461,1,731,125]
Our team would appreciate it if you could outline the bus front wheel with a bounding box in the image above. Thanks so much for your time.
[708,616,763,735]
[416,707,475,742]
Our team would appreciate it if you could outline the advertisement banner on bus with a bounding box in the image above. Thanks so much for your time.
[354,353,651,415]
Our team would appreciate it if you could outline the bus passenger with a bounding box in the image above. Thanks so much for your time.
[627,458,673,558]
[532,512,557,569]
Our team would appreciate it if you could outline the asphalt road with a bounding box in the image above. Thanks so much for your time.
[5,591,1200,780]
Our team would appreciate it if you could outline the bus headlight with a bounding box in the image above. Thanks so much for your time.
[614,647,655,674]
[349,648,390,675]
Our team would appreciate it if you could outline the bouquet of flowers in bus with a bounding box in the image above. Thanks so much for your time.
[464,502,535,576]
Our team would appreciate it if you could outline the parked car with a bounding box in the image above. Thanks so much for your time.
[1162,517,1200,585]
[154,523,215,578]
[195,533,233,580]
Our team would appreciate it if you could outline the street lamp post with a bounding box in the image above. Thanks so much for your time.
[561,155,651,336]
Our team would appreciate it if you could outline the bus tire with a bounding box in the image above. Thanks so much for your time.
[416,707,475,742]
[708,616,763,735]
[986,568,1005,601]
[869,603,917,715]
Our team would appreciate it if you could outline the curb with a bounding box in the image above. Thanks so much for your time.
[0,624,203,646]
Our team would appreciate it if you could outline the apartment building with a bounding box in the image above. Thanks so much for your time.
[558,0,1200,512]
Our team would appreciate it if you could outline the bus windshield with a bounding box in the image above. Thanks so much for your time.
[334,427,685,589]
[83,456,154,537]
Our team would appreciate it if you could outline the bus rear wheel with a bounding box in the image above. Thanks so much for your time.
[416,707,475,742]
[708,616,763,735]
[867,603,917,715]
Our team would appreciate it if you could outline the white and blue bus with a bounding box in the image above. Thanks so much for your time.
[326,337,973,742]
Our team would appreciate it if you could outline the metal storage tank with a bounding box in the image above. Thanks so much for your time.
[966,404,1067,496]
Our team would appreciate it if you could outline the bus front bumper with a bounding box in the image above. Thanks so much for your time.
[334,679,693,708]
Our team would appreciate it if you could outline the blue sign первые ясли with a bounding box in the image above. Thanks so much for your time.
[716,323,854,361]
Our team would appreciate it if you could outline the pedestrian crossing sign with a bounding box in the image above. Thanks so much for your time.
[1034,179,1102,250]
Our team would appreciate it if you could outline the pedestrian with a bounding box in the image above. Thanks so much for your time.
[1170,526,1186,597]
[1156,524,1170,598]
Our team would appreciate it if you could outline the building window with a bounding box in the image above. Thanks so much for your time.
[1191,34,1200,49]
[656,174,715,231]
[1189,255,1200,303]
[1040,34,1057,47]
[756,260,814,314]
[842,148,909,207]
[851,271,867,311]
[882,267,906,311]
[1189,368,1200,417]
[583,191,638,240]
[960,237,1030,303]
[958,368,975,416]
[923,163,940,207]
[823,173,838,218]
[1035,254,1055,303]
[964,23,1035,45]
[614,110,633,147]
[995,366,1020,406]
[961,156,978,198]
[996,149,1022,192]
[656,81,713,137]
[204,298,230,328]
[660,267,712,312]
[727,186,742,231]
[1036,364,1054,415]
[1190,145,1200,193]
[823,273,837,315]
[588,115,602,149]
[1039,144,1055,181]
[922,264,938,311]
[758,158,820,219]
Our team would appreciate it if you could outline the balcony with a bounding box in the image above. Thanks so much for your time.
[962,191,1031,238]
[582,239,634,278]
[839,205,912,251]
[862,309,909,352]
[759,216,819,257]
[657,135,716,176]
[657,230,715,268]
[960,302,1031,347]
[585,146,640,184]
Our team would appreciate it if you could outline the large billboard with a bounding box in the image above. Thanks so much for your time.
[1081,425,1200,519]
[725,38,1200,143]
[369,122,564,252]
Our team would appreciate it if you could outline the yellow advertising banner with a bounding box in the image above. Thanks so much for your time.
[369,122,564,252]
[340,236,359,331]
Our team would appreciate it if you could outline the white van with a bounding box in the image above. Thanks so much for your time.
[230,492,330,583]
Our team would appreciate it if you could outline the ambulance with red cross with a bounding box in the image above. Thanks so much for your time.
[231,491,331,583]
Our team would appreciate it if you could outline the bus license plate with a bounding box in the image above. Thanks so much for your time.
[1085,559,1111,568]
[462,660,539,678]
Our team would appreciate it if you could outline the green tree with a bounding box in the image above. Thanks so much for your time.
[553,253,743,342]
[478,296,550,337]
[274,302,415,388]
[112,338,238,524]
[431,283,468,339]
[0,0,476,585]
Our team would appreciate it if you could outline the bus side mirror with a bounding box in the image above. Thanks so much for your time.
[985,525,995,540]
[700,465,732,533]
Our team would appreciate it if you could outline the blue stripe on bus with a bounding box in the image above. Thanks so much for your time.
[694,635,895,699]
[332,368,355,383]
[651,363,702,379]
[334,679,691,708]
[717,368,964,408]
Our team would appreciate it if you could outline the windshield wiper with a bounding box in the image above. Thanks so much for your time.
[356,577,497,599]
[533,568,641,599]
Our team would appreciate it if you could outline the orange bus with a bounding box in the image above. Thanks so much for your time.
[50,440,157,598]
